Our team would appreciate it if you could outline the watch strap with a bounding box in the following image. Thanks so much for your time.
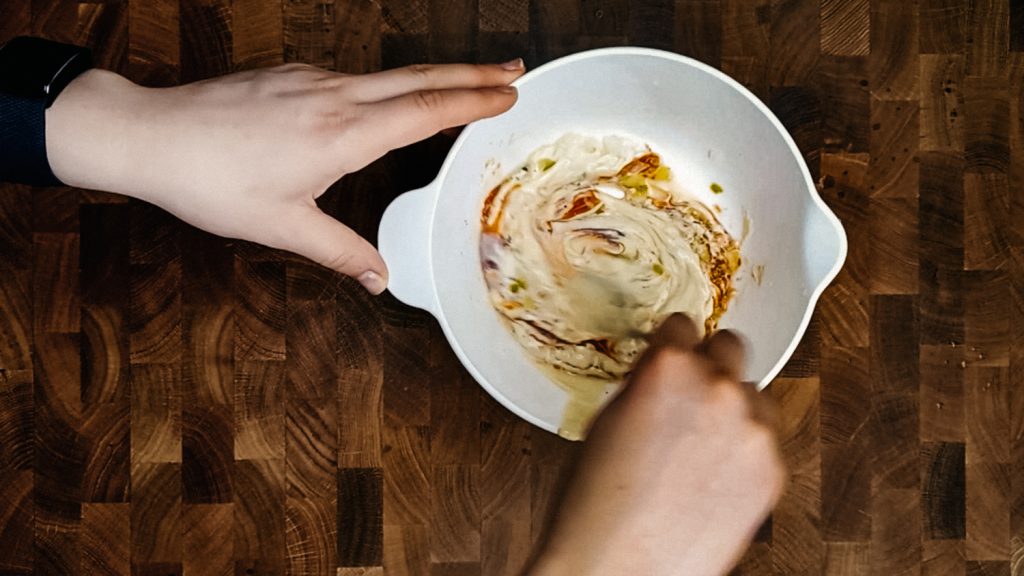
[0,89,62,186]
[0,36,93,186]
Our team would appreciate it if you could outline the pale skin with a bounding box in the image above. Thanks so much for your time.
[44,62,785,575]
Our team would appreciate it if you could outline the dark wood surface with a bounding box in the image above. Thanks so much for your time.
[1,0,1022,574]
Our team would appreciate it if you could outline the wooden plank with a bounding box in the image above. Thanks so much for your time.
[818,153,870,347]
[965,367,1011,464]
[430,465,481,563]
[384,524,429,576]
[337,0,383,73]
[824,542,871,576]
[0,369,33,470]
[870,0,919,100]
[81,204,130,405]
[0,0,30,41]
[128,0,180,85]
[81,503,130,576]
[232,0,283,69]
[283,0,337,68]
[768,378,823,573]
[821,0,869,56]
[32,233,79,334]
[769,0,820,87]
[286,261,338,400]
[923,539,967,576]
[81,402,130,502]
[130,363,182,464]
[338,467,384,567]
[920,54,965,152]
[430,330,480,466]
[32,188,78,233]
[1012,0,1024,51]
[429,0,478,62]
[33,333,83,574]
[528,0,580,61]
[76,2,129,74]
[382,426,430,526]
[234,259,286,362]
[182,402,234,504]
[131,462,183,564]
[920,0,967,54]
[287,396,339,498]
[820,56,871,153]
[919,151,965,345]
[180,0,232,82]
[966,0,1010,76]
[721,0,770,98]
[921,441,967,539]
[920,344,967,443]
[627,0,674,50]
[820,346,870,445]
[287,497,339,575]
[964,173,1011,271]
[182,503,234,576]
[380,0,429,34]
[871,295,920,395]
[964,271,1011,367]
[0,469,33,573]
[674,0,722,67]
[480,0,529,33]
[963,76,1011,174]
[382,320,431,428]
[821,439,871,541]
[233,360,285,461]
[869,100,919,197]
[870,489,922,574]
[129,259,183,364]
[966,462,1011,560]
[31,0,76,42]
[870,198,919,294]
[337,280,384,469]
[234,458,286,572]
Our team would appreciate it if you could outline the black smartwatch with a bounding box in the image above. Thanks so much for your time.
[0,36,93,186]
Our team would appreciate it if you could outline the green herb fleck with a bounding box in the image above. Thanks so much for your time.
[652,263,664,275]
[509,283,520,293]
[539,158,557,171]
[710,182,724,194]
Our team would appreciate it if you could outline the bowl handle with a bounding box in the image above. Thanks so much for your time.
[378,182,440,314]
[804,201,849,292]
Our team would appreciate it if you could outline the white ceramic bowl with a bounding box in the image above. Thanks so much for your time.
[378,47,847,438]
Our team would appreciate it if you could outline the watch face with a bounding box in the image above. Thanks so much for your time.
[0,36,93,105]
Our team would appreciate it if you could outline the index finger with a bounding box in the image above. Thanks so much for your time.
[352,86,518,158]
[348,61,525,102]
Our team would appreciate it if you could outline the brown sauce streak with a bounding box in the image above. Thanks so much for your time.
[481,182,519,235]
[560,190,602,220]
[617,152,661,177]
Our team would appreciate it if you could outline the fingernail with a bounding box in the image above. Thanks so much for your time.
[500,58,524,71]
[357,270,387,295]
[495,86,517,94]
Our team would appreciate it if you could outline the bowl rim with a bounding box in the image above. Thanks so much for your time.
[413,46,848,436]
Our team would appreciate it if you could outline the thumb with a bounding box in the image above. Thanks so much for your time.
[279,206,389,294]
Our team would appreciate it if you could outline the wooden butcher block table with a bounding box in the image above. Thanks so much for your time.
[0,0,1021,574]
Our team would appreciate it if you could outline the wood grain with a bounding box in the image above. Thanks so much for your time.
[3,2,1022,574]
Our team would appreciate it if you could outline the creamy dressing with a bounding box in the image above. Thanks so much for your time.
[480,134,741,439]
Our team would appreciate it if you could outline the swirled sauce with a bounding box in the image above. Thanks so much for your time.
[480,134,741,438]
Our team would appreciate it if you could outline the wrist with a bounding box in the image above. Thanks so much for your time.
[44,68,152,195]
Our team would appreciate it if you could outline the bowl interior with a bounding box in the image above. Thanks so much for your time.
[427,49,844,435]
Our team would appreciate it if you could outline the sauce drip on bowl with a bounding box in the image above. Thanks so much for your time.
[480,134,741,439]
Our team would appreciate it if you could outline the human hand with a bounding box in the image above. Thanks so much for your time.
[45,60,525,293]
[528,314,786,576]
